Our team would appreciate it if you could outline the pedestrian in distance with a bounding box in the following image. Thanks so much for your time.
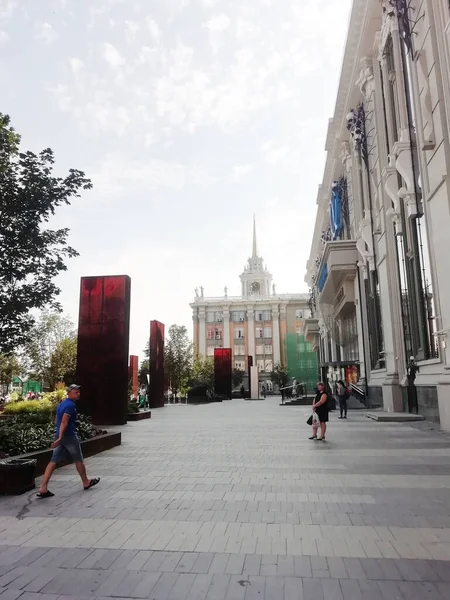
[336,379,349,419]
[309,382,329,442]
[37,384,100,498]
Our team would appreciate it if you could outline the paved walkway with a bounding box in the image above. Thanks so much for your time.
[2,398,450,599]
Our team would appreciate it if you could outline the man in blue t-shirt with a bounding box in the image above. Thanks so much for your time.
[37,384,100,498]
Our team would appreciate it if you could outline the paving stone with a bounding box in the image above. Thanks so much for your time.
[2,404,450,599]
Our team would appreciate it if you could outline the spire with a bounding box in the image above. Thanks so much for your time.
[252,214,258,258]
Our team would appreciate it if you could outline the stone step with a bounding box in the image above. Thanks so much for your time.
[366,411,426,422]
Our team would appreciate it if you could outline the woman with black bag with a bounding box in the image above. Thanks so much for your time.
[309,382,329,442]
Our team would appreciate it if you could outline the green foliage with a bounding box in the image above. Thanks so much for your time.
[42,387,66,404]
[270,363,289,388]
[24,311,76,387]
[3,398,54,415]
[190,355,214,389]
[164,325,193,395]
[139,358,149,385]
[0,353,21,386]
[0,113,92,353]
[48,337,77,387]
[8,391,23,403]
[0,413,96,457]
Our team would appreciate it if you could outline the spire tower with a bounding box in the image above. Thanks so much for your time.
[252,214,258,258]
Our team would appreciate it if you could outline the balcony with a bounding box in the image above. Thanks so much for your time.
[304,318,320,351]
[317,240,358,304]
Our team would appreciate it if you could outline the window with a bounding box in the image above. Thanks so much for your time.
[263,327,272,338]
[215,312,223,323]
[207,326,215,340]
[256,359,264,372]
[232,311,245,322]
[234,328,244,339]
[379,33,438,361]
[295,310,303,319]
[265,345,272,354]
[235,361,245,370]
[206,313,215,323]
[256,327,264,338]
[256,346,264,355]
[207,312,223,323]
[215,328,222,340]
[255,310,271,321]
[264,359,273,372]
[234,345,245,356]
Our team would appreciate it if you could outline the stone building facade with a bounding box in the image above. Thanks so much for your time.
[305,0,450,428]
[192,221,317,391]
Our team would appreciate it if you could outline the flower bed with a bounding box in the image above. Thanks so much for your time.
[0,394,107,459]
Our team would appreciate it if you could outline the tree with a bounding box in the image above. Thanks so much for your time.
[48,337,77,387]
[191,355,214,390]
[139,359,149,385]
[164,325,193,396]
[270,363,289,389]
[0,113,92,353]
[232,368,244,388]
[0,353,21,394]
[24,311,76,388]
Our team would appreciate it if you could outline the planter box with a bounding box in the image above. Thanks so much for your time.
[127,410,151,421]
[0,459,37,495]
[6,432,121,478]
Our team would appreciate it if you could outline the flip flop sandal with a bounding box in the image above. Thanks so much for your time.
[84,478,100,490]
[37,491,54,499]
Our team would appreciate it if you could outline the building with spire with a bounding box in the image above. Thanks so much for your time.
[190,218,318,392]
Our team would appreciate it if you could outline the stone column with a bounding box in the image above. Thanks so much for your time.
[272,305,281,365]
[223,306,230,348]
[353,278,366,382]
[247,306,255,361]
[198,307,206,356]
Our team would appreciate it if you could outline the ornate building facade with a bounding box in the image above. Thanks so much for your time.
[191,220,318,391]
[305,0,450,427]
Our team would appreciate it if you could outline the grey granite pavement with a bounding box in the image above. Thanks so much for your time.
[2,398,450,599]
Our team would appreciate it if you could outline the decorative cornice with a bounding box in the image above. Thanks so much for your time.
[379,0,413,54]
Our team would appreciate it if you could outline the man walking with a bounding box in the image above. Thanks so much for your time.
[37,384,100,498]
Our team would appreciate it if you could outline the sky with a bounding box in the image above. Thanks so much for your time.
[1,0,352,359]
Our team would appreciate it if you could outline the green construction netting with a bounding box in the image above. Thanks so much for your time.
[285,333,319,393]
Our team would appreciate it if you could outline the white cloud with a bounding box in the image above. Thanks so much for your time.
[233,164,252,181]
[0,0,17,22]
[146,17,161,42]
[34,22,59,44]
[102,42,125,67]
[69,57,85,75]
[204,13,231,54]
[202,0,219,7]
[204,13,231,33]
[91,153,217,196]
[261,141,290,165]
[0,31,9,43]
[125,20,140,43]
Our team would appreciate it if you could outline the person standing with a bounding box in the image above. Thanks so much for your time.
[37,384,100,498]
[336,379,348,419]
[309,382,329,441]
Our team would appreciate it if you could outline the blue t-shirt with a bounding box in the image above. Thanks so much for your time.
[55,398,77,438]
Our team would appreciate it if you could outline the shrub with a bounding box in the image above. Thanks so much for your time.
[42,387,66,404]
[3,399,54,416]
[0,414,102,457]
